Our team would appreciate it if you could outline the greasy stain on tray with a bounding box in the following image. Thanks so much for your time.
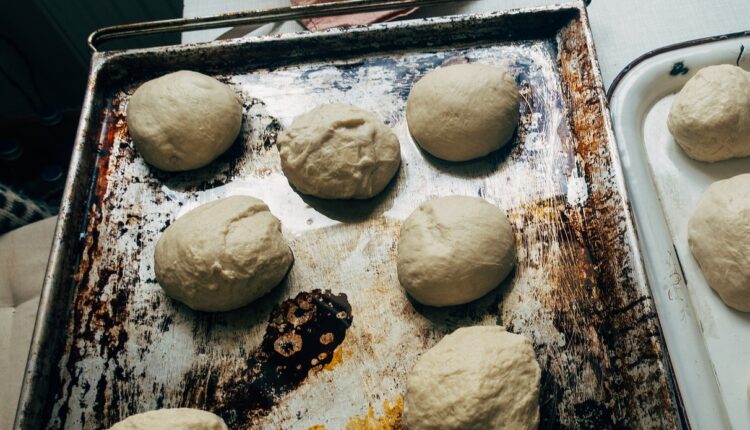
[212,289,353,427]
[343,396,404,430]
[311,396,404,430]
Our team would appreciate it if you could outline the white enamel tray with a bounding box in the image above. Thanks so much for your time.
[609,32,750,430]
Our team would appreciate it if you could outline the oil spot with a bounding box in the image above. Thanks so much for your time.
[216,289,353,428]
[309,425,327,430]
[345,396,403,430]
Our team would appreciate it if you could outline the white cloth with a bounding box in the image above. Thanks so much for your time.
[0,216,56,429]
[183,0,750,88]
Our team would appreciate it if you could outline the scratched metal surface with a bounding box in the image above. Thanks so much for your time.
[18,4,682,430]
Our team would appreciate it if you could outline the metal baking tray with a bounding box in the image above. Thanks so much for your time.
[609,31,750,430]
[17,1,684,428]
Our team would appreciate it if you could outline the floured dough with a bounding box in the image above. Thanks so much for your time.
[109,408,227,430]
[687,174,750,311]
[667,65,750,162]
[406,63,519,161]
[397,195,516,306]
[277,104,401,199]
[154,196,293,312]
[127,70,243,171]
[405,326,541,430]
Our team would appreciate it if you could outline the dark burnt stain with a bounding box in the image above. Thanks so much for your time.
[574,400,619,429]
[510,191,665,428]
[176,290,353,429]
[553,19,679,428]
[53,96,138,428]
[669,61,689,76]
[509,195,599,427]
[261,117,282,151]
[537,369,563,429]
[159,218,172,232]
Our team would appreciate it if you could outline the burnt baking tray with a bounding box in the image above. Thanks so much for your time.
[16,2,683,429]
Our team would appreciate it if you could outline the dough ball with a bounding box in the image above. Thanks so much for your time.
[154,196,293,312]
[667,65,750,162]
[277,104,401,199]
[397,196,515,306]
[109,408,227,430]
[405,326,541,430]
[127,70,243,171]
[406,63,519,161]
[687,174,750,311]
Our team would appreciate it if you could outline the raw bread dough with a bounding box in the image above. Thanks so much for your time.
[687,174,750,312]
[404,326,541,430]
[277,104,401,199]
[154,196,293,312]
[667,65,750,162]
[397,195,515,306]
[127,70,243,171]
[406,63,519,161]
[109,408,227,429]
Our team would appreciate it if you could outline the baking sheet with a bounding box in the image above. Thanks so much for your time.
[17,4,682,429]
[609,32,750,430]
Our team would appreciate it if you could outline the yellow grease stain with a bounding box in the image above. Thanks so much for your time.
[323,346,350,371]
[344,396,404,430]
[308,425,326,430]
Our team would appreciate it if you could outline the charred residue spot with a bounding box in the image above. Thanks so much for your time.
[554,19,679,428]
[669,61,688,76]
[215,289,353,428]
[537,369,563,429]
[53,96,139,428]
[274,332,304,357]
[574,400,616,428]
[261,117,282,151]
